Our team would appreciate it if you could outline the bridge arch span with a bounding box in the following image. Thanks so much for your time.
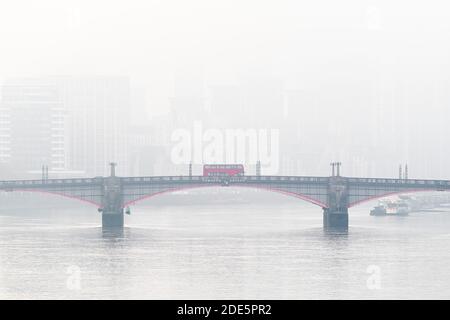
[348,188,448,208]
[0,189,102,208]
[123,184,328,208]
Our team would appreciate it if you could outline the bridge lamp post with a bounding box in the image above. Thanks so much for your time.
[109,162,117,177]
[336,162,342,176]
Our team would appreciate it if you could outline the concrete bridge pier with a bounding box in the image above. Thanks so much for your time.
[324,177,349,230]
[102,209,124,228]
[323,208,348,230]
[100,163,124,228]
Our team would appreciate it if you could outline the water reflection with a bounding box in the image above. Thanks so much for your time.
[1,202,450,299]
[323,228,349,237]
[101,227,126,239]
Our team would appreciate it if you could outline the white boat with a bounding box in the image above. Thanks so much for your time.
[370,198,410,216]
[385,199,410,215]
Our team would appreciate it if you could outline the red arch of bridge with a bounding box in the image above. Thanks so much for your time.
[123,184,328,208]
[4,185,448,211]
[1,189,102,207]
[348,188,449,208]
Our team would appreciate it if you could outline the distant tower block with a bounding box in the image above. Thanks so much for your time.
[399,164,403,179]
[189,162,192,177]
[405,164,408,180]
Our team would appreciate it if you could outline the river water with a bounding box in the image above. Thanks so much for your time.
[1,189,450,299]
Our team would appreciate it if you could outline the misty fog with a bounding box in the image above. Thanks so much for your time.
[1,0,449,179]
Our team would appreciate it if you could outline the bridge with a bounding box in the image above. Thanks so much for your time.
[1,163,450,230]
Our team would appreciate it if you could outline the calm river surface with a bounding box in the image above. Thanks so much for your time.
[1,189,450,299]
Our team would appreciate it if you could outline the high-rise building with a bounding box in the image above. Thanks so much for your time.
[0,79,66,178]
[57,76,130,177]
[0,76,130,178]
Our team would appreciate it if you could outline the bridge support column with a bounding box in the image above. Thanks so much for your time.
[323,208,348,230]
[102,209,124,228]
[324,177,349,231]
[101,164,124,228]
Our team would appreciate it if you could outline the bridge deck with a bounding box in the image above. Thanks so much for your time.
[2,175,450,210]
[2,175,450,188]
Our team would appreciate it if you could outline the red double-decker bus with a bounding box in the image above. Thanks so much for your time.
[203,164,245,177]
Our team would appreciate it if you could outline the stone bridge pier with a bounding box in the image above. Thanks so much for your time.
[100,163,124,228]
[323,177,349,230]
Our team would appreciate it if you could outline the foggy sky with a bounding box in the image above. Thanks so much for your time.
[1,0,450,178]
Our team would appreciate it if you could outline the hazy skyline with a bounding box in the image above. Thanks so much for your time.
[1,0,450,178]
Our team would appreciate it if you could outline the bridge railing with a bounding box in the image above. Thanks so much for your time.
[0,177,103,188]
[119,175,330,184]
[348,177,450,187]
